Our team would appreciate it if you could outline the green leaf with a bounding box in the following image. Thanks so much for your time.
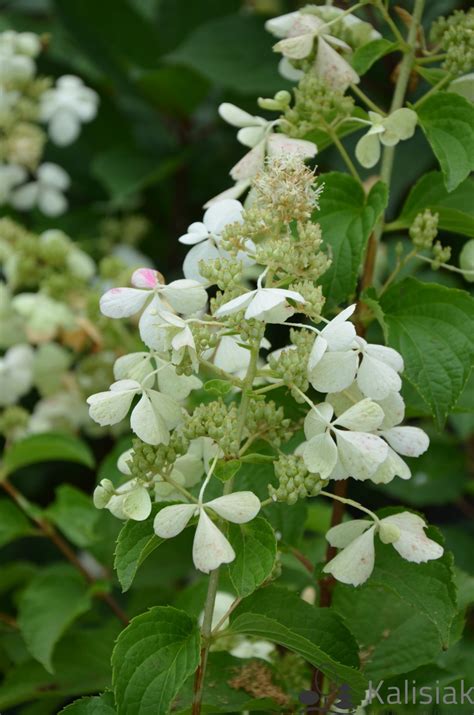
[114,509,163,593]
[168,14,287,95]
[229,586,367,705]
[47,485,100,548]
[333,583,445,680]
[204,379,232,396]
[3,432,94,476]
[228,517,277,597]
[389,171,474,237]
[352,39,398,75]
[215,458,241,482]
[0,500,35,548]
[17,564,92,673]
[60,693,116,714]
[316,174,388,305]
[417,92,474,192]
[379,278,474,427]
[112,606,200,715]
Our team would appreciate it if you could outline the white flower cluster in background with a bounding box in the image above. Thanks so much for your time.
[0,30,98,216]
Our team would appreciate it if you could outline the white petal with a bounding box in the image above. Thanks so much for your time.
[215,291,254,317]
[37,162,70,189]
[237,125,267,148]
[322,308,356,350]
[307,335,328,372]
[314,36,360,90]
[87,388,136,426]
[157,363,201,400]
[302,432,338,479]
[370,447,411,484]
[10,182,39,210]
[304,403,334,438]
[100,287,149,319]
[182,240,221,283]
[38,187,67,217]
[364,343,404,373]
[278,57,304,81]
[203,198,244,234]
[230,142,265,181]
[325,519,373,548]
[323,527,376,586]
[122,486,152,521]
[380,426,429,457]
[49,109,80,146]
[193,510,235,573]
[113,352,153,382]
[117,448,134,476]
[355,132,381,169]
[218,103,261,128]
[162,279,208,315]
[131,268,160,289]
[153,503,196,538]
[203,180,251,207]
[138,295,169,351]
[206,491,261,524]
[357,353,402,400]
[211,335,251,375]
[335,430,388,480]
[308,350,358,393]
[178,222,208,245]
[378,391,405,429]
[130,393,170,445]
[334,398,385,432]
[265,12,301,38]
[267,133,317,160]
[146,389,182,429]
[382,512,444,563]
[273,32,315,60]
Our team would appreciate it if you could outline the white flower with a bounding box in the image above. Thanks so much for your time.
[203,334,271,378]
[40,75,99,146]
[12,293,75,343]
[0,31,40,84]
[308,310,404,400]
[28,392,88,435]
[323,512,444,586]
[93,477,151,521]
[154,486,261,573]
[179,198,250,282]
[87,378,183,446]
[138,310,198,368]
[215,271,305,324]
[100,267,207,345]
[0,344,34,406]
[207,104,317,205]
[327,387,429,484]
[355,109,418,168]
[301,399,388,481]
[10,162,70,216]
[113,351,202,400]
[266,11,359,90]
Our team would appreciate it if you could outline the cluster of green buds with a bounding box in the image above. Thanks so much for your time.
[269,454,325,505]
[409,209,439,250]
[282,74,355,138]
[430,9,474,76]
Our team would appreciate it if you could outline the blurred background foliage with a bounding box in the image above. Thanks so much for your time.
[0,0,473,713]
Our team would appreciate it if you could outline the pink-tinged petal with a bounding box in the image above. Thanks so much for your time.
[131,268,160,289]
[382,512,444,563]
[314,36,360,90]
[230,142,265,181]
[100,287,150,319]
[267,133,317,160]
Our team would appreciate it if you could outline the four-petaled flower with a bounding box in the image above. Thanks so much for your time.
[154,488,261,573]
[40,75,99,147]
[324,512,444,586]
[355,109,418,168]
[10,162,70,216]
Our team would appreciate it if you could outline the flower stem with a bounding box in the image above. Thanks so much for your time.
[319,490,379,523]
[327,126,362,184]
[351,84,386,115]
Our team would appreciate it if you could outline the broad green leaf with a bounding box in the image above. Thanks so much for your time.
[114,510,163,592]
[0,500,35,548]
[380,435,468,506]
[229,586,367,705]
[379,278,474,427]
[316,174,388,305]
[47,485,100,548]
[17,564,92,673]
[174,653,283,713]
[352,39,398,75]
[0,624,119,710]
[417,66,448,86]
[388,171,474,237]
[215,458,241,482]
[61,693,116,714]
[228,517,277,597]
[3,432,94,476]
[263,499,307,547]
[168,14,287,95]
[369,532,456,648]
[417,92,474,192]
[112,606,200,715]
[333,583,445,680]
